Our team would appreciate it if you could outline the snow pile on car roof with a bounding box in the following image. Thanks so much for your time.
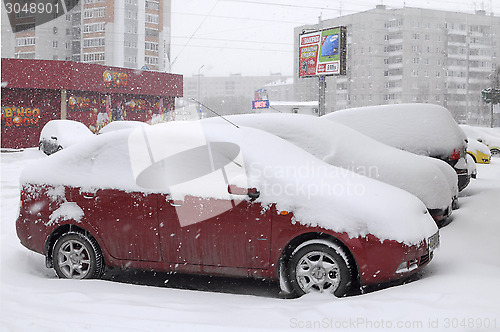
[323,103,467,158]
[21,121,437,245]
[205,113,454,211]
[39,120,94,148]
[98,120,149,134]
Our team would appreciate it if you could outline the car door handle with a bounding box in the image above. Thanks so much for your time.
[82,193,95,199]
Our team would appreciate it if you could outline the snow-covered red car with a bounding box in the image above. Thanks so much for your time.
[322,104,470,191]
[16,121,439,297]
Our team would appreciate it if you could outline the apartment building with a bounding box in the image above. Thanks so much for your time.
[2,0,171,72]
[293,6,500,124]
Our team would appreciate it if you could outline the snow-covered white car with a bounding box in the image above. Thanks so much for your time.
[460,125,500,157]
[322,103,470,191]
[17,121,439,297]
[98,120,150,134]
[205,113,456,225]
[38,120,94,155]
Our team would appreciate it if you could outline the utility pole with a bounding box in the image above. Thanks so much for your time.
[197,64,204,119]
[318,76,326,116]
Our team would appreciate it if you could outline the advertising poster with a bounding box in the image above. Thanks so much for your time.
[299,26,346,77]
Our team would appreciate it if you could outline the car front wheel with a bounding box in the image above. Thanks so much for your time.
[52,232,104,279]
[288,241,352,297]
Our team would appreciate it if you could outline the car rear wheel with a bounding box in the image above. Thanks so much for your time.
[52,232,104,279]
[288,241,352,297]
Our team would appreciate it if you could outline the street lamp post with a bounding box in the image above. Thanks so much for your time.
[198,65,205,119]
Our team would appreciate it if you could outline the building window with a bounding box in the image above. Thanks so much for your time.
[83,52,105,62]
[16,37,36,46]
[83,22,105,33]
[14,23,35,31]
[52,40,58,48]
[15,52,35,59]
[145,13,159,24]
[124,40,138,48]
[145,41,158,51]
[127,10,138,19]
[83,38,105,47]
[145,0,160,10]
[84,7,105,19]
[146,28,159,37]
[145,56,158,65]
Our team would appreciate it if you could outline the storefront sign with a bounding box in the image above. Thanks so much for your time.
[103,70,128,88]
[2,106,40,127]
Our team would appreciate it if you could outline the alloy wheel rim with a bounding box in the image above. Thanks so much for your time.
[57,239,91,279]
[295,250,340,293]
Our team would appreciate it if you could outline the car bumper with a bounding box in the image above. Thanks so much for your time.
[428,205,452,226]
[355,232,437,287]
[456,170,470,192]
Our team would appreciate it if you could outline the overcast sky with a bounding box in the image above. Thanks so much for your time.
[170,0,499,77]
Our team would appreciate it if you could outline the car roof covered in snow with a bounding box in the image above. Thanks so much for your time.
[39,119,94,148]
[98,120,150,134]
[322,103,467,158]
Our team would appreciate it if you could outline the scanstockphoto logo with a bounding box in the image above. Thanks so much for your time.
[3,0,80,33]
[127,123,248,227]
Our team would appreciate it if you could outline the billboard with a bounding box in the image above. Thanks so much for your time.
[299,26,346,77]
[252,100,269,109]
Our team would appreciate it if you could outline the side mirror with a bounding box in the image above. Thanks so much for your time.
[247,188,260,200]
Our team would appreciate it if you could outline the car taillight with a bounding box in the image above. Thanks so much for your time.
[450,149,461,160]
[20,189,26,207]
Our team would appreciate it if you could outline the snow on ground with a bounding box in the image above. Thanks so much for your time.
[1,151,500,332]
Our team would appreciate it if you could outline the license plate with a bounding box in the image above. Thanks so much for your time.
[428,232,440,251]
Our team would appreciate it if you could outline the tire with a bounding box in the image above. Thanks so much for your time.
[52,232,104,279]
[288,241,352,297]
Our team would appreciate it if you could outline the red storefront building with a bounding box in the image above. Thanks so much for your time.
[1,59,183,149]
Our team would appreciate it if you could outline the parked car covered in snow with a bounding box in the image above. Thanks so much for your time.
[465,137,491,164]
[460,125,500,157]
[322,104,470,191]
[205,113,456,225]
[98,120,149,134]
[38,120,94,155]
[16,121,439,297]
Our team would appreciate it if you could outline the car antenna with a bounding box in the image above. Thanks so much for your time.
[191,98,239,128]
